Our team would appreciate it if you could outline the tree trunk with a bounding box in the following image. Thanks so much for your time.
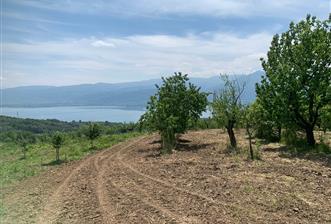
[56,148,60,162]
[305,127,315,146]
[246,127,254,160]
[227,127,237,148]
[161,130,175,154]
[22,147,26,159]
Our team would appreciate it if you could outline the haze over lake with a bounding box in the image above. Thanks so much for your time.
[1,106,145,122]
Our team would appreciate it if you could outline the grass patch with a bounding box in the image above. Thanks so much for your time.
[0,132,141,188]
[283,141,331,156]
[0,202,6,220]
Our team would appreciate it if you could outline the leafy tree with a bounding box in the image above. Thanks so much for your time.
[84,123,102,148]
[140,73,208,153]
[256,15,331,146]
[211,75,245,149]
[52,132,65,162]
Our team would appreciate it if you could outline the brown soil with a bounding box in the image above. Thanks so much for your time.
[2,130,331,223]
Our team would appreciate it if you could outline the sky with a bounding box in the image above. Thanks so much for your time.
[1,0,330,88]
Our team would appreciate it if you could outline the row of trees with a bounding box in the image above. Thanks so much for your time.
[14,15,330,159]
[140,14,330,154]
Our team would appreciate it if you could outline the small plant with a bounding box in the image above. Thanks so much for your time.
[52,132,65,162]
[254,141,262,160]
[84,123,102,149]
[16,132,36,159]
[242,104,261,160]
[17,135,28,159]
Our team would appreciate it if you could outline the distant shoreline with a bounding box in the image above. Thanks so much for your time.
[0,106,146,123]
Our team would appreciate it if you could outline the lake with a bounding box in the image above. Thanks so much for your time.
[0,106,145,122]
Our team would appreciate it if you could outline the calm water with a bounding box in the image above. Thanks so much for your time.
[0,106,145,122]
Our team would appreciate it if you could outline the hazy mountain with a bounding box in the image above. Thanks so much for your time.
[3,71,264,109]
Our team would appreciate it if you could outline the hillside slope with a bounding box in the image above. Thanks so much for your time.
[3,130,330,224]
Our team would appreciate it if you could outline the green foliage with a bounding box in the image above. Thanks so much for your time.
[0,115,81,134]
[52,132,64,149]
[15,132,36,159]
[242,105,263,160]
[140,72,208,153]
[256,14,331,146]
[281,128,299,146]
[253,141,262,160]
[320,105,331,132]
[0,131,141,188]
[211,74,245,148]
[52,132,65,162]
[247,100,281,142]
[0,115,130,142]
[193,117,219,130]
[83,123,102,148]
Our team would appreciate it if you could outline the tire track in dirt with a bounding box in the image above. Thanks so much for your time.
[36,154,100,224]
[116,142,228,205]
[93,149,115,223]
[107,176,177,223]
[36,135,254,223]
[113,137,260,223]
[112,174,196,223]
[110,162,209,223]
[101,137,183,223]
[36,138,143,224]
[93,143,125,224]
[36,136,180,224]
[6,131,331,224]
[93,138,161,223]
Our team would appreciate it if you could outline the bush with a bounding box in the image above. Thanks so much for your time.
[83,123,102,148]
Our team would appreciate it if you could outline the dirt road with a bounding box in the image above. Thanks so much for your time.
[2,131,331,223]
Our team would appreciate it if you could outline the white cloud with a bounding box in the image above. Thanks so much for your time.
[91,40,116,48]
[4,31,273,87]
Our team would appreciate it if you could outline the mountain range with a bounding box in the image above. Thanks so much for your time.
[2,71,264,109]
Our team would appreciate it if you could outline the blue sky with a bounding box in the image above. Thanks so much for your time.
[2,0,330,87]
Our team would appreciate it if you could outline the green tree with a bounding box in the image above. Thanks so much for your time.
[140,73,208,153]
[256,15,331,146]
[84,123,102,148]
[211,75,245,149]
[52,132,65,162]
